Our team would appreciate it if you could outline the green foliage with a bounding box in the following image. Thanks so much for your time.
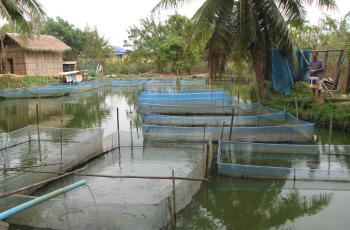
[124,14,205,74]
[40,17,115,60]
[0,0,45,36]
[0,75,59,89]
[259,83,350,131]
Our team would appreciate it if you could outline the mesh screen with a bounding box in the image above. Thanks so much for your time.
[142,116,314,142]
[0,130,212,230]
[180,78,206,85]
[139,103,279,115]
[142,111,296,127]
[218,141,350,182]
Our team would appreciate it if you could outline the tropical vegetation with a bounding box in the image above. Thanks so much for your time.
[153,0,336,98]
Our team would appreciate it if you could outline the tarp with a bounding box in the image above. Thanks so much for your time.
[270,48,294,95]
[296,49,311,80]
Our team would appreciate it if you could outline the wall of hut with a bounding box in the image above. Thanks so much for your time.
[4,46,27,75]
[24,51,63,76]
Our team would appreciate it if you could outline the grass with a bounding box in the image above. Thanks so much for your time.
[256,82,350,132]
[0,75,60,89]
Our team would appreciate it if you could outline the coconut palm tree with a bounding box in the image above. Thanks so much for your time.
[154,0,335,98]
[0,0,45,35]
[0,0,45,73]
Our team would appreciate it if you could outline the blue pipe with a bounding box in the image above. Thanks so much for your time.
[0,180,86,221]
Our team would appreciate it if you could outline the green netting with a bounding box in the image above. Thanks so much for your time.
[0,80,106,99]
[180,78,206,85]
[144,79,176,86]
[0,130,212,230]
[139,103,281,115]
[0,125,103,193]
[111,79,144,87]
[143,111,292,127]
[142,115,314,142]
[217,141,350,182]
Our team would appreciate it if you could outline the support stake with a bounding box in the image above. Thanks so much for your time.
[229,107,234,140]
[117,107,120,148]
[171,170,176,227]
[36,104,41,161]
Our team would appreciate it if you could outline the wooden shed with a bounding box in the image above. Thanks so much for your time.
[1,33,71,76]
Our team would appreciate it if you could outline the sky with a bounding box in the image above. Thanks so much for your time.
[26,0,350,46]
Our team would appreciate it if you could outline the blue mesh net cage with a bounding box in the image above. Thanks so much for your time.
[142,111,291,127]
[180,78,206,86]
[142,114,314,142]
[217,141,350,182]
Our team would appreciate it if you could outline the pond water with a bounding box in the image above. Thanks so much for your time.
[0,82,350,229]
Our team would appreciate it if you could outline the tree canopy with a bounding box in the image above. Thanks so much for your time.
[125,14,204,74]
[0,0,45,36]
[154,0,336,97]
[40,17,114,60]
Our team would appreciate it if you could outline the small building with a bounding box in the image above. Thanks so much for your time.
[111,45,126,60]
[63,61,77,72]
[1,33,71,76]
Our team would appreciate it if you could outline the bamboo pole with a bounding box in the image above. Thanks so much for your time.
[205,144,210,178]
[130,120,133,148]
[117,107,120,148]
[0,163,62,171]
[172,170,176,226]
[36,104,41,161]
[329,112,333,144]
[60,97,64,173]
[229,107,235,140]
[294,98,299,122]
[0,167,86,199]
[220,122,225,140]
[5,168,208,182]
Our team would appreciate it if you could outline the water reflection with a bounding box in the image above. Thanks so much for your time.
[176,175,332,230]
[0,87,144,132]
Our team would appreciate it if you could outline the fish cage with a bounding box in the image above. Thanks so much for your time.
[217,141,350,182]
[0,130,212,230]
[111,79,144,87]
[139,103,280,116]
[180,78,206,86]
[0,80,106,99]
[142,111,293,127]
[144,79,176,86]
[139,90,233,107]
[0,125,103,195]
[142,114,314,142]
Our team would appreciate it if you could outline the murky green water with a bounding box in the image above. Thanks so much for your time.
[1,82,350,229]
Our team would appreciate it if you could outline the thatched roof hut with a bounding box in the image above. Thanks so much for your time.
[1,33,71,76]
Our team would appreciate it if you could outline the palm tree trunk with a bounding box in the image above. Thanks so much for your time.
[252,50,267,99]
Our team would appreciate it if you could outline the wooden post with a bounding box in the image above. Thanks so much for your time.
[117,107,120,148]
[60,97,64,173]
[205,144,210,178]
[333,50,345,90]
[36,104,41,161]
[229,107,234,140]
[328,112,333,144]
[324,49,329,73]
[171,170,176,227]
[130,120,133,148]
[220,122,225,140]
[294,97,299,122]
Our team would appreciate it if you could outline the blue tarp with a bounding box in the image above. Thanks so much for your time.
[296,49,311,80]
[271,48,295,95]
[271,49,314,94]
